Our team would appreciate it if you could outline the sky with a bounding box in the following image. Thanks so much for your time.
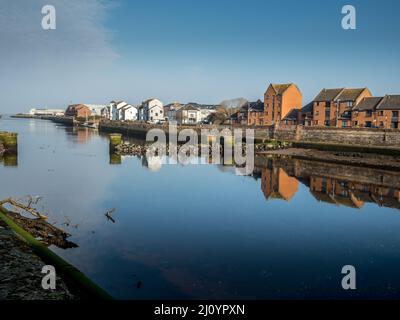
[0,0,399,113]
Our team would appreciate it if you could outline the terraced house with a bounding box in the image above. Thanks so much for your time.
[312,88,371,127]
[264,83,302,126]
[351,95,400,129]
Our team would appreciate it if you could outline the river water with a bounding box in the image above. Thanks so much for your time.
[1,117,400,299]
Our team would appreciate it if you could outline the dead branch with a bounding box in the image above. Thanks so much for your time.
[0,197,48,220]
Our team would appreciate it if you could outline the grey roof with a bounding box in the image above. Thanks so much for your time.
[314,88,344,102]
[336,88,367,101]
[180,104,200,111]
[248,100,264,112]
[301,102,313,114]
[270,83,293,95]
[376,95,400,110]
[283,108,299,120]
[314,88,368,102]
[353,97,383,111]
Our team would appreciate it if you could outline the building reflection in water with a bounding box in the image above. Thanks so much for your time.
[261,167,298,201]
[63,127,95,144]
[0,152,18,167]
[256,157,400,210]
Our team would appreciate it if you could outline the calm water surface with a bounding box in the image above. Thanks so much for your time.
[1,117,400,299]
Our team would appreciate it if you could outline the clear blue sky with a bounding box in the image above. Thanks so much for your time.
[0,0,399,112]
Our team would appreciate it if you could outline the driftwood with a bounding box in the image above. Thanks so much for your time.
[0,197,48,220]
[0,197,78,249]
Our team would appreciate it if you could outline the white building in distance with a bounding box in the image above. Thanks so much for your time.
[140,98,164,123]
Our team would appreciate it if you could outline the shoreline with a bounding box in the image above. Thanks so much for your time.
[0,206,113,300]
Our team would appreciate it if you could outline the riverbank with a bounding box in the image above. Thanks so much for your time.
[0,218,77,299]
[0,204,113,300]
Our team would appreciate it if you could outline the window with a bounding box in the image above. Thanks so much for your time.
[366,110,373,117]
[342,121,347,128]
[379,111,384,116]
[354,121,358,126]
[392,111,399,118]
[379,121,384,127]
[365,121,372,128]
[347,101,353,107]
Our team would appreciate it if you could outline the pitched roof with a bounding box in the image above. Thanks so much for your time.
[301,102,313,114]
[248,100,264,112]
[337,88,367,101]
[271,83,293,95]
[314,88,368,102]
[313,88,344,102]
[353,97,383,111]
[376,95,400,110]
[282,108,299,120]
[180,104,200,111]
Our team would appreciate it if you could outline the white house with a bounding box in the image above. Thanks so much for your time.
[140,98,164,123]
[176,104,201,124]
[120,105,138,121]
[107,100,137,121]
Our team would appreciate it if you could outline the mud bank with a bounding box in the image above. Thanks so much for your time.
[0,218,77,300]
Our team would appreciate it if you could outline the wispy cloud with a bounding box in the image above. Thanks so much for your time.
[0,0,118,112]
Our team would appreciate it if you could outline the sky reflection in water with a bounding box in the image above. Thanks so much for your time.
[1,117,400,299]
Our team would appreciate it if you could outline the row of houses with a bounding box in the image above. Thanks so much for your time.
[64,99,218,124]
[231,83,400,129]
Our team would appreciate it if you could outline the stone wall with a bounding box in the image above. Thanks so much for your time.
[274,125,400,147]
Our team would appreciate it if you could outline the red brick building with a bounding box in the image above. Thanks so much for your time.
[352,95,400,129]
[312,88,371,127]
[375,95,400,129]
[65,104,91,118]
[264,83,302,126]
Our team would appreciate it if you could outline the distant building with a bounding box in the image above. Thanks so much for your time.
[176,104,201,124]
[299,102,313,126]
[164,102,183,122]
[312,88,371,127]
[229,103,249,125]
[264,83,302,126]
[281,108,300,126]
[247,100,264,126]
[140,99,164,123]
[85,104,107,117]
[29,108,65,116]
[375,95,400,129]
[120,104,138,121]
[65,104,91,118]
[352,97,383,128]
